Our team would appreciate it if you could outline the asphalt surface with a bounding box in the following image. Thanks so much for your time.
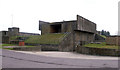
[1,49,119,68]
[15,51,118,60]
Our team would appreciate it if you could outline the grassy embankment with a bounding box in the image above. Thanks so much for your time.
[0,44,15,49]
[1,33,66,50]
[84,42,118,50]
[25,33,66,44]
[1,44,36,50]
[84,35,118,49]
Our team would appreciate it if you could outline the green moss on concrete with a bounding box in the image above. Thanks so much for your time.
[84,42,118,49]
[25,33,66,44]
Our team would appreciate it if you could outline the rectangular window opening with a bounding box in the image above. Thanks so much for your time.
[50,24,61,33]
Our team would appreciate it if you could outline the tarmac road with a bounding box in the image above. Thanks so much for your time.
[1,49,119,68]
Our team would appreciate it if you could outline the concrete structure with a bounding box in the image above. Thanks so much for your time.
[76,45,119,56]
[8,27,19,37]
[1,27,40,43]
[1,31,9,43]
[39,15,97,51]
[97,31,102,35]
[106,35,120,46]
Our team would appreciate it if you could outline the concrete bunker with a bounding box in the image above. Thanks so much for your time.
[39,15,97,52]
[50,24,61,33]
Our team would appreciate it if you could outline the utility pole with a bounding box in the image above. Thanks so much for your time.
[11,14,13,27]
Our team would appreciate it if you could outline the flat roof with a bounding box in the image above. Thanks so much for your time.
[50,20,77,24]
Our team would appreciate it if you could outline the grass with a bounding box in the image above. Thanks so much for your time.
[25,33,66,44]
[1,44,36,50]
[2,44,16,46]
[84,42,118,49]
[4,48,14,50]
[4,45,36,50]
[9,33,66,45]
[2,44,16,50]
[2,44,36,47]
[100,35,106,38]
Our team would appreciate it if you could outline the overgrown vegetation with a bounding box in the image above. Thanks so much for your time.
[2,44,36,47]
[84,42,118,49]
[4,48,14,50]
[2,44,16,46]
[100,35,106,38]
[25,33,66,44]
[9,34,66,45]
[2,44,36,50]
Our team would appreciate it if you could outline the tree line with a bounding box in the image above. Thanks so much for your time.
[101,30,110,36]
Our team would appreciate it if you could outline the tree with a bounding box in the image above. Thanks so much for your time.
[101,30,110,36]
[106,31,110,36]
[101,30,104,35]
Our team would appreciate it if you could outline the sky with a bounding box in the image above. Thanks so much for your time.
[0,0,119,35]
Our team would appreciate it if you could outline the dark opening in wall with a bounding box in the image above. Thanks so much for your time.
[50,24,61,33]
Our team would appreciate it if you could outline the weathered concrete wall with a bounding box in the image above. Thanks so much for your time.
[39,21,49,30]
[74,30,94,46]
[41,24,51,35]
[59,33,74,52]
[2,36,9,44]
[1,31,8,36]
[0,31,9,43]
[40,21,77,35]
[13,46,41,51]
[41,45,59,51]
[76,46,119,56]
[39,21,50,35]
[8,27,19,37]
[106,36,120,46]
[61,21,77,33]
[77,15,96,33]
[39,15,96,34]
[25,43,59,51]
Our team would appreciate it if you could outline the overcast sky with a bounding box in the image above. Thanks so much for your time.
[0,0,119,35]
